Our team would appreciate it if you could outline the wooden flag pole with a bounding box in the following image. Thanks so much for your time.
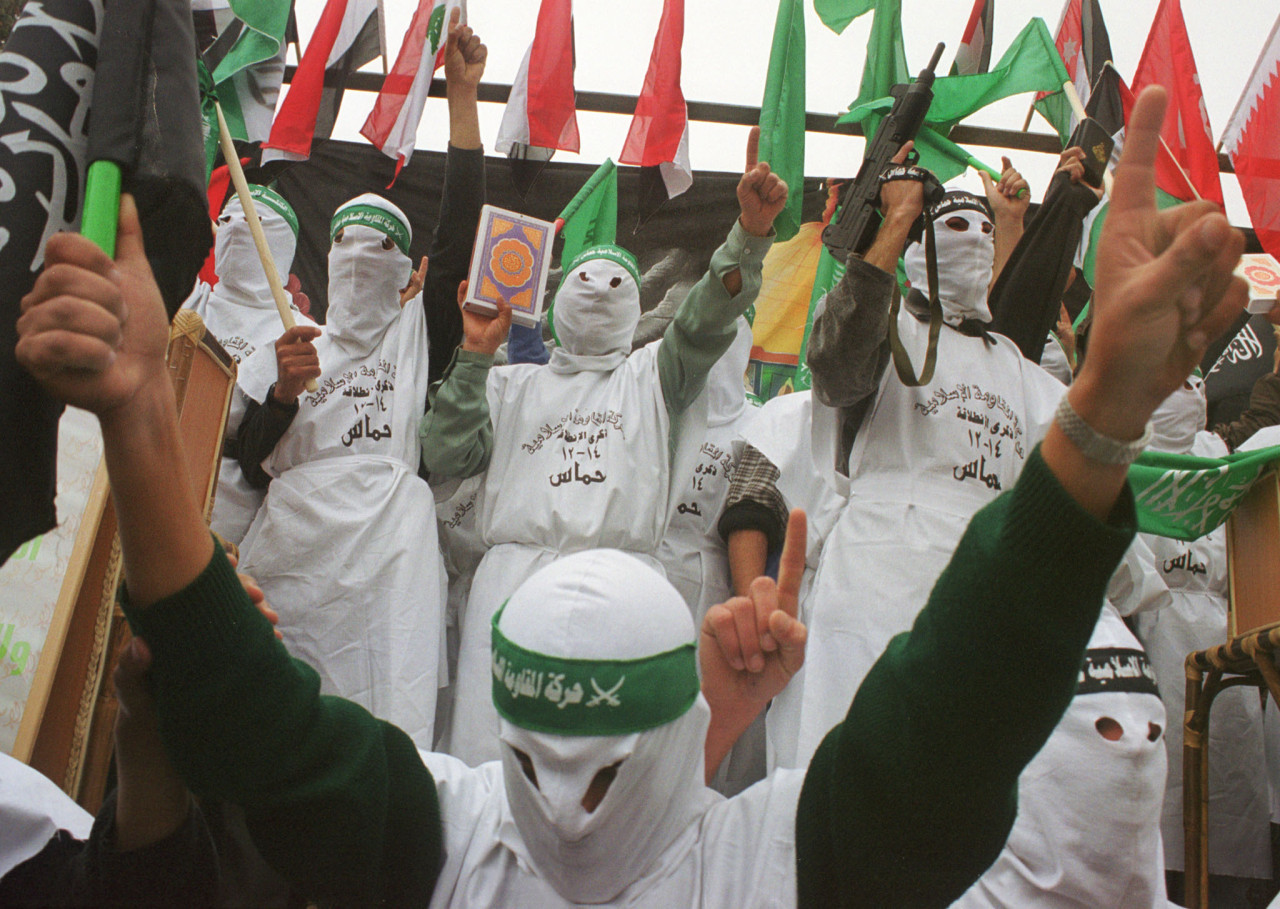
[1021,103,1036,133]
[213,101,318,391]
[376,0,389,76]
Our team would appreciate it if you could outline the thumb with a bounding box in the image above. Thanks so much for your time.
[115,193,153,278]
[456,279,469,310]
[769,611,807,674]
[1001,156,1013,175]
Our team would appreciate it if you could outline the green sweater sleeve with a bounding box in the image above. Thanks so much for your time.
[657,220,774,416]
[418,347,495,478]
[122,548,443,908]
[795,445,1137,908]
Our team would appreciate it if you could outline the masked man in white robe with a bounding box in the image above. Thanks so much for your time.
[777,157,1066,769]
[180,185,317,545]
[236,194,446,749]
[419,131,788,765]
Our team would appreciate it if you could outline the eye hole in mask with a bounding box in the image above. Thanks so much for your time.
[609,276,622,288]
[944,215,994,235]
[582,759,625,813]
[217,213,232,226]
[512,746,539,788]
[334,228,345,244]
[578,271,589,282]
[381,235,395,251]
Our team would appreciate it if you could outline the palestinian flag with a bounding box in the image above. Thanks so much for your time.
[261,0,381,165]
[361,0,466,182]
[951,0,994,76]
[495,0,578,196]
[619,0,691,226]
[203,0,291,144]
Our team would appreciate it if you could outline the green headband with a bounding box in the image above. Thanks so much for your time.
[246,185,298,237]
[330,204,411,256]
[491,605,698,736]
[548,244,642,347]
[564,244,641,290]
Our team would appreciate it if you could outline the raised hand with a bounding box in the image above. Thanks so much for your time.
[443,7,486,92]
[272,325,322,405]
[701,509,808,712]
[737,126,789,237]
[1074,86,1247,442]
[457,279,512,357]
[981,155,1030,224]
[879,139,925,223]
[400,255,429,306]
[17,194,170,417]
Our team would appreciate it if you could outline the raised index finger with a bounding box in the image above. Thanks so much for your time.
[1109,85,1167,219]
[776,509,806,618]
[745,126,760,172]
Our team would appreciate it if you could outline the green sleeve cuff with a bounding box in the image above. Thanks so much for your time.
[713,220,775,274]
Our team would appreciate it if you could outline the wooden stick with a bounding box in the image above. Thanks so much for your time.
[213,101,318,391]
[376,0,389,76]
[1020,102,1036,133]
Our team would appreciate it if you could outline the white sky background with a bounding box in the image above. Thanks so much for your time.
[290,0,1277,228]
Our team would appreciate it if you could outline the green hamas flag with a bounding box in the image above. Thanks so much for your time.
[1129,446,1280,541]
[557,158,618,271]
[758,0,805,242]
[840,18,1067,183]
[814,0,875,35]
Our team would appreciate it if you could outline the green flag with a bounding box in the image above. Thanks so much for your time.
[210,0,291,141]
[814,0,875,36]
[840,18,1065,182]
[851,0,908,111]
[557,159,618,271]
[759,0,806,242]
[1129,447,1280,541]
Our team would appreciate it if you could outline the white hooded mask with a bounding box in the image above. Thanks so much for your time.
[1148,374,1207,454]
[325,193,413,354]
[548,246,642,365]
[214,185,297,307]
[707,317,753,427]
[491,550,716,904]
[904,193,995,326]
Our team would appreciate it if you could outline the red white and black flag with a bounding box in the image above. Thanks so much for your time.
[495,0,579,196]
[951,0,994,76]
[619,0,692,225]
[1221,15,1280,258]
[262,0,381,165]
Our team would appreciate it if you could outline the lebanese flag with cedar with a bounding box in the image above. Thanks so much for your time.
[496,0,578,156]
[262,0,379,164]
[1130,0,1224,205]
[1221,16,1280,258]
[361,0,466,183]
[619,0,691,201]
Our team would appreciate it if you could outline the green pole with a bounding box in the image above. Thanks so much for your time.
[80,160,122,256]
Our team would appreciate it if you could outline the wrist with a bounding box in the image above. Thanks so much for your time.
[98,380,176,442]
[269,382,298,408]
[461,339,498,357]
[737,214,773,238]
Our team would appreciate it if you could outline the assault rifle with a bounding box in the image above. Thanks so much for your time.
[822,42,947,259]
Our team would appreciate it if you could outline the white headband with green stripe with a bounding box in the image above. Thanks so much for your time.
[330,202,411,257]
[243,185,298,237]
[491,603,698,736]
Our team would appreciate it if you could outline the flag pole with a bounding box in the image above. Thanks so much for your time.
[81,161,123,256]
[376,0,389,76]
[214,100,318,391]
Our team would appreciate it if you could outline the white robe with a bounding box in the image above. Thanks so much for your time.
[0,753,92,878]
[238,300,445,750]
[1133,431,1272,879]
[421,751,805,908]
[782,312,1065,768]
[444,347,700,765]
[180,281,316,545]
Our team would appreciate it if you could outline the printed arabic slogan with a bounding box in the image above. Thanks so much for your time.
[1128,445,1280,541]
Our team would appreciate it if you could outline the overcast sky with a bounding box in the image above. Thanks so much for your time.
[292,0,1278,226]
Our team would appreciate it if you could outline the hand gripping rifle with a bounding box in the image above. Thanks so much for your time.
[821,42,947,260]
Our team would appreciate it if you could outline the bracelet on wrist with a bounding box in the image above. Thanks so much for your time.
[1053,393,1152,465]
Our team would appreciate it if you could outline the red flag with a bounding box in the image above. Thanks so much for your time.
[619,0,691,206]
[1221,16,1280,258]
[361,0,465,184]
[952,0,994,76]
[1130,0,1224,205]
[262,0,379,165]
